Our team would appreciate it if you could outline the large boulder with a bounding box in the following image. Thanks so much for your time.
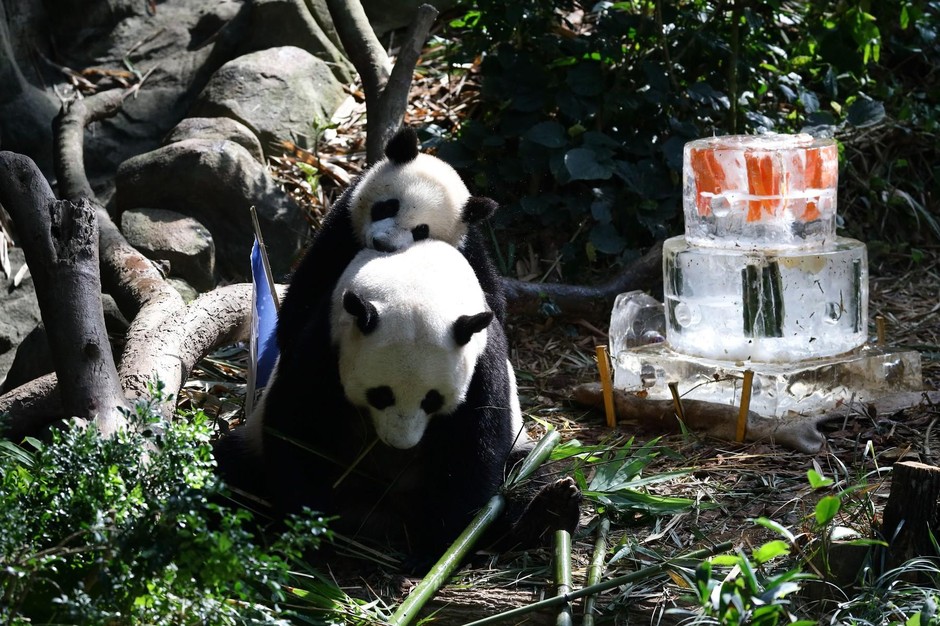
[120,208,217,291]
[0,248,40,388]
[163,117,265,163]
[40,0,249,183]
[115,138,306,280]
[191,46,346,156]
[243,0,353,82]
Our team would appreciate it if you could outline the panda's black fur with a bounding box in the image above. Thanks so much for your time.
[275,127,505,362]
[215,242,580,572]
[257,302,516,561]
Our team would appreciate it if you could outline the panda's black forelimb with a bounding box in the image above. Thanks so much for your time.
[275,193,362,359]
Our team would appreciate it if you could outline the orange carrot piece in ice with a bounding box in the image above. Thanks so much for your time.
[745,152,778,221]
[802,147,823,221]
[690,148,726,216]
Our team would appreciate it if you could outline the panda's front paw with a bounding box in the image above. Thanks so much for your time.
[512,476,583,546]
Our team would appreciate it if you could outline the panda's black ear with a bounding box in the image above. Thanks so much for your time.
[462,196,498,224]
[453,311,493,346]
[343,291,379,334]
[384,128,419,164]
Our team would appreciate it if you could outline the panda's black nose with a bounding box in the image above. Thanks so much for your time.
[373,239,396,252]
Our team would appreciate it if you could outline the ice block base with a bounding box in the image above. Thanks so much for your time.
[664,235,869,362]
[613,343,922,418]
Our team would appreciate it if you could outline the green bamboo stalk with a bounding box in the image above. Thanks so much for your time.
[463,541,734,626]
[388,429,562,626]
[853,258,862,332]
[769,260,784,335]
[582,515,610,626]
[506,429,562,485]
[555,529,573,626]
[742,265,759,335]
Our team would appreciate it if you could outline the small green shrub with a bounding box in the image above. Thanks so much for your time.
[690,545,815,626]
[0,392,354,625]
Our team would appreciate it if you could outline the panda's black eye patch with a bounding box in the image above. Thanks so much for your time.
[421,390,444,414]
[411,224,430,241]
[371,199,400,222]
[366,386,395,410]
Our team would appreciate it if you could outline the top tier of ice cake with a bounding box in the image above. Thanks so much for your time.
[683,134,837,249]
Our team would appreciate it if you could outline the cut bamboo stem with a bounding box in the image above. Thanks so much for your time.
[876,314,886,346]
[582,515,610,626]
[388,429,562,626]
[554,529,574,626]
[463,541,734,626]
[595,345,617,427]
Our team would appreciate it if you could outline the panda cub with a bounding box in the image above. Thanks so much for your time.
[276,127,505,361]
[219,240,578,570]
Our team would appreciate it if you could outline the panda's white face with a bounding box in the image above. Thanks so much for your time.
[331,242,492,450]
[339,340,475,450]
[349,153,473,253]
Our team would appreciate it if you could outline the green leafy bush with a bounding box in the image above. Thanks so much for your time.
[0,394,348,625]
[441,0,939,273]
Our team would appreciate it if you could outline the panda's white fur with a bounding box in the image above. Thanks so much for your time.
[331,240,521,450]
[348,152,472,253]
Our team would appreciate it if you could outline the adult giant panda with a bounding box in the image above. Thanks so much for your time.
[216,240,579,571]
[275,127,505,362]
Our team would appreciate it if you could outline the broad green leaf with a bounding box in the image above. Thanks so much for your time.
[800,90,820,114]
[815,495,841,525]
[846,97,885,127]
[807,469,833,489]
[752,540,790,564]
[524,121,568,148]
[589,223,626,255]
[710,554,740,567]
[753,517,797,543]
[566,61,605,97]
[564,148,613,181]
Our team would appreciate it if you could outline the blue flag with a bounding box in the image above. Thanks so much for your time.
[248,238,279,407]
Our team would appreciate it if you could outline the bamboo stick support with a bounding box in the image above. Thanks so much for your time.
[595,345,617,428]
[736,369,754,442]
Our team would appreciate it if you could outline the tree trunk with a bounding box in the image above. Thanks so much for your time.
[0,152,129,435]
[881,460,940,570]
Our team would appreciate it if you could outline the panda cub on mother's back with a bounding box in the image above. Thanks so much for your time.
[276,128,505,361]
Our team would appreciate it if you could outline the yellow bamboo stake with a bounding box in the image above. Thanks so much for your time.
[667,382,686,424]
[736,369,754,442]
[876,314,886,346]
[595,345,616,428]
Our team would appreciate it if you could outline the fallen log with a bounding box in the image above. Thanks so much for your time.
[502,241,663,319]
[572,382,827,453]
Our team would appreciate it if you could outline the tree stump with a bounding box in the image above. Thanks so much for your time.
[880,460,940,570]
